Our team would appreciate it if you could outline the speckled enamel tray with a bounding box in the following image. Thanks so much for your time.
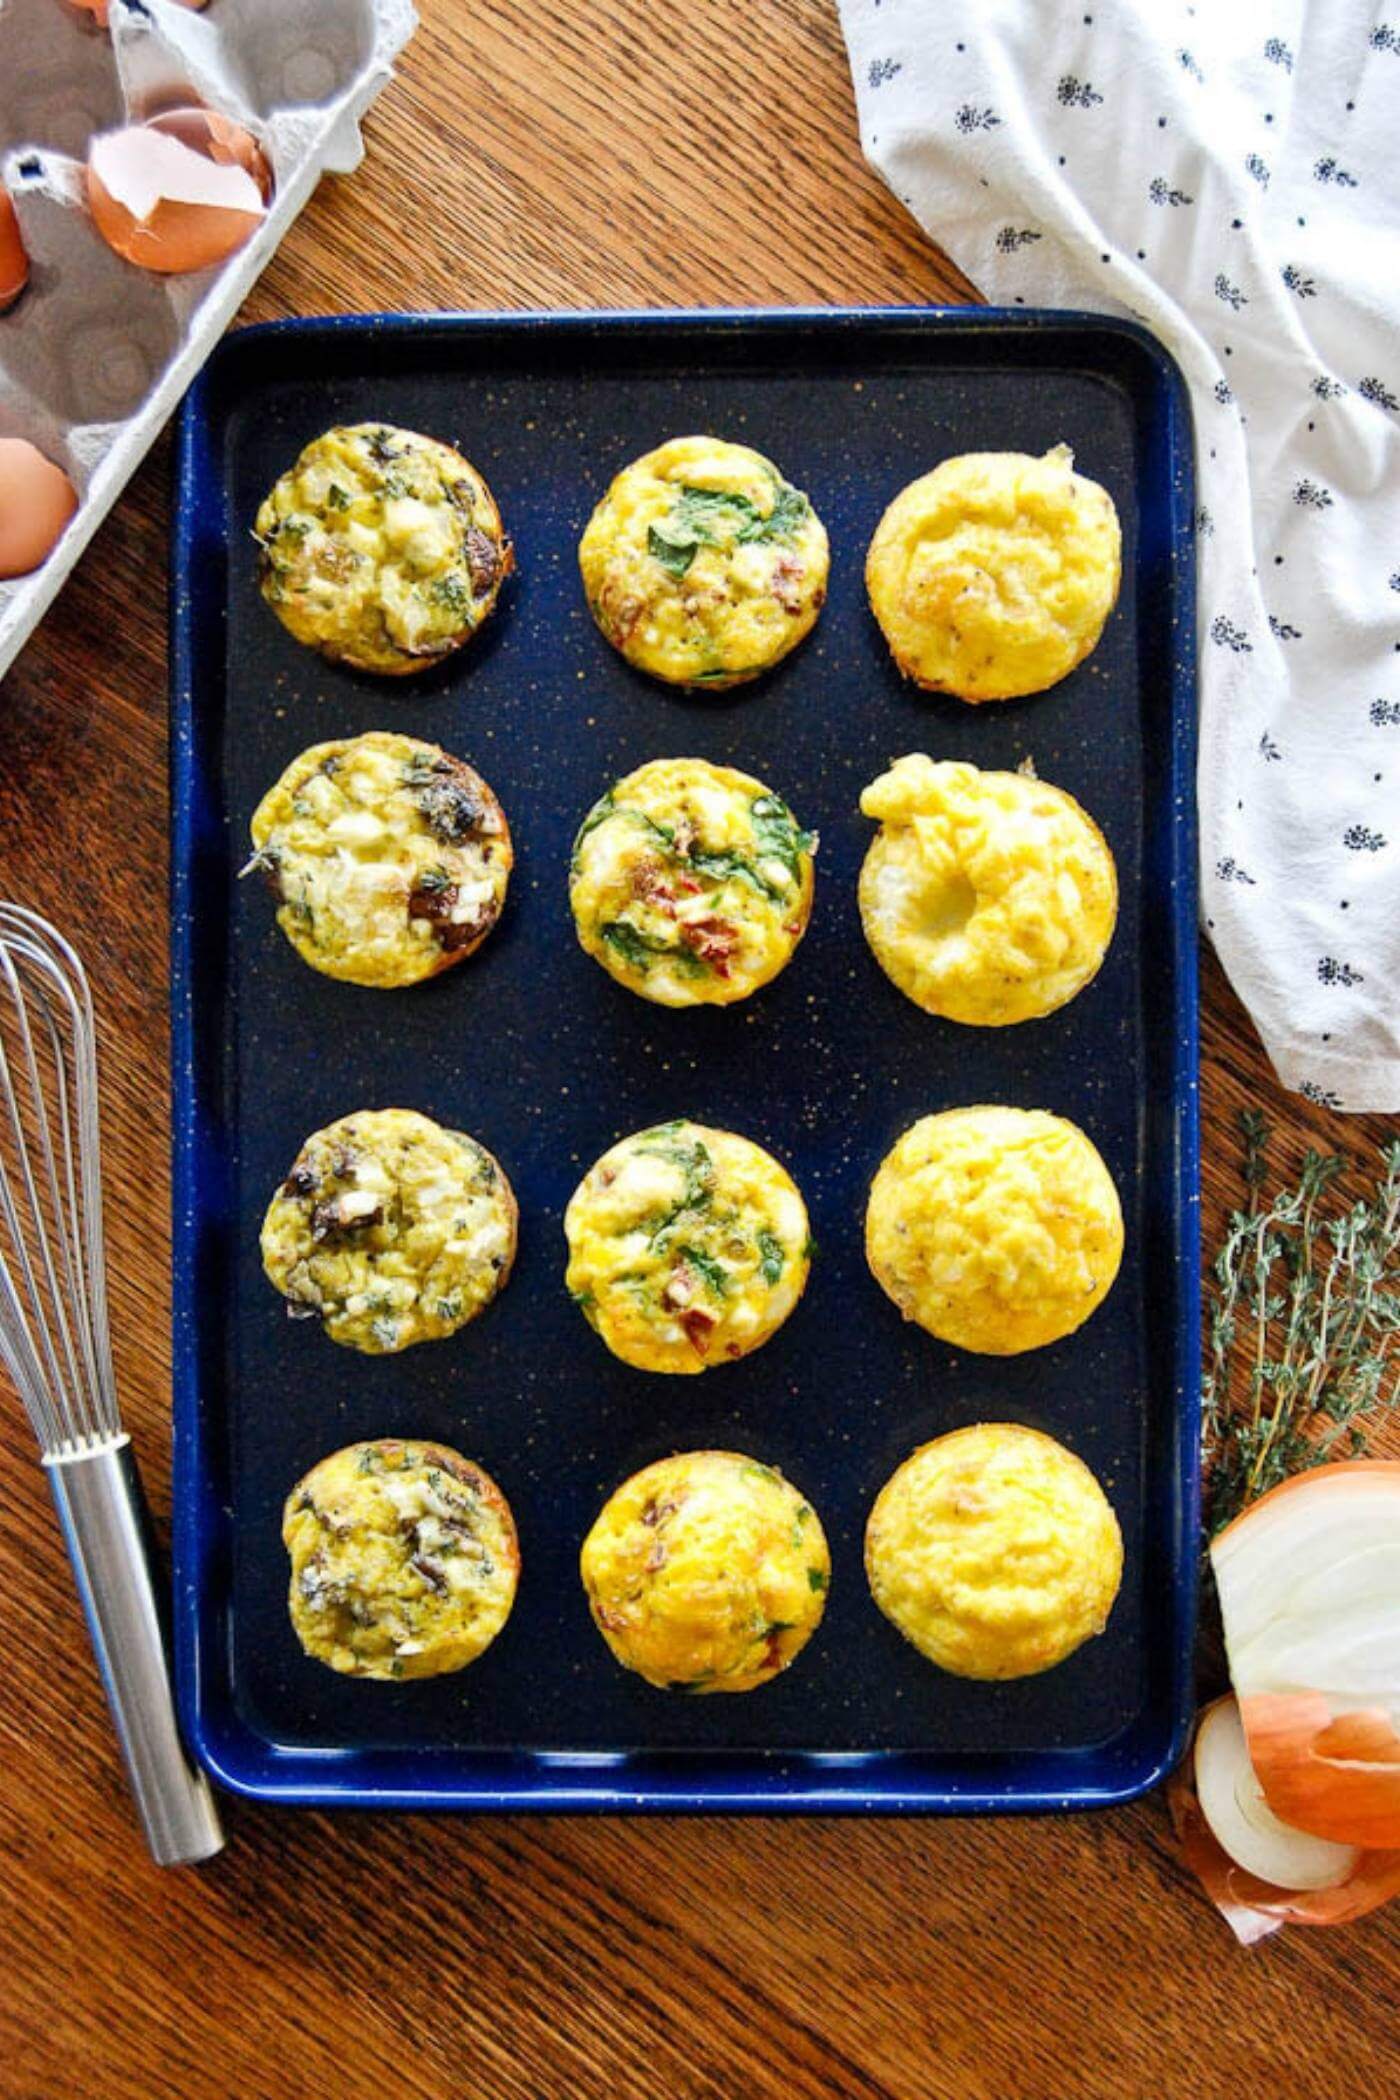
[170,308,1200,1811]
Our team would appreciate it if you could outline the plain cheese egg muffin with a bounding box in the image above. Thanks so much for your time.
[865,1423,1123,1679]
[858,754,1117,1024]
[246,731,513,988]
[580,1450,830,1691]
[255,422,512,675]
[284,1439,520,1680]
[865,445,1121,702]
[866,1106,1123,1355]
[262,1108,517,1354]
[578,435,829,688]
[564,1120,810,1373]
[569,757,816,1006]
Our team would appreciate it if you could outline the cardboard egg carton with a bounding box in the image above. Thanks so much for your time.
[0,0,416,682]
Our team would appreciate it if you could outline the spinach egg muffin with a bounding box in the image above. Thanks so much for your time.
[569,757,816,1006]
[578,435,829,687]
[245,731,512,988]
[255,422,512,675]
[284,1439,520,1680]
[866,445,1121,702]
[262,1108,517,1353]
[866,1424,1123,1679]
[858,754,1117,1024]
[580,1450,830,1692]
[866,1106,1123,1355]
[564,1120,810,1373]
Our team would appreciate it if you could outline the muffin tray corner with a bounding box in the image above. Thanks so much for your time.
[170,307,1200,1812]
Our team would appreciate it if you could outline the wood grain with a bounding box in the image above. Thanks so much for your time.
[0,4,1396,2094]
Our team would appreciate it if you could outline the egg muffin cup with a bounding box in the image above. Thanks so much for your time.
[866,1424,1123,1680]
[866,444,1121,702]
[580,1450,830,1692]
[564,1119,811,1373]
[858,754,1117,1025]
[261,1108,517,1354]
[256,422,513,675]
[284,1439,520,1680]
[246,730,513,988]
[578,435,829,688]
[866,1105,1123,1355]
[569,756,816,1007]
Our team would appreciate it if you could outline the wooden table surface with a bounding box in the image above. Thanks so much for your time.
[2,5,1397,2094]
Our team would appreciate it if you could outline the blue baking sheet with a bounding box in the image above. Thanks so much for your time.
[170,308,1199,1811]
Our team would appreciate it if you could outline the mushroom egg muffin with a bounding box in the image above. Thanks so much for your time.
[865,1424,1123,1679]
[261,1108,517,1354]
[577,435,829,687]
[866,1106,1123,1355]
[580,1450,830,1692]
[255,422,512,675]
[858,754,1117,1024]
[246,731,512,988]
[284,1439,520,1680]
[865,445,1121,702]
[569,757,815,1006]
[564,1120,810,1373]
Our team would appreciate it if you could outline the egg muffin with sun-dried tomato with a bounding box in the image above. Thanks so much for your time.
[245,731,512,988]
[284,1438,520,1680]
[261,1108,517,1354]
[564,1120,810,1373]
[255,422,512,675]
[866,445,1121,702]
[569,757,816,1006]
[578,435,828,688]
[580,1450,830,1691]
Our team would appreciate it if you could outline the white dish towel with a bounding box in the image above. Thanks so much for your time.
[838,0,1400,1111]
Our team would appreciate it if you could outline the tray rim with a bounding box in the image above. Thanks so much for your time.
[169,302,1201,1813]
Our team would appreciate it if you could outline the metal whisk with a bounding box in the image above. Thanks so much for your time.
[0,904,222,1865]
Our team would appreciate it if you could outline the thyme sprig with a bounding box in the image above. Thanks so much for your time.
[1203,1111,1400,1531]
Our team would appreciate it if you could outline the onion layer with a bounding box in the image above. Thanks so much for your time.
[1169,1698,1400,1944]
[1211,1461,1400,1849]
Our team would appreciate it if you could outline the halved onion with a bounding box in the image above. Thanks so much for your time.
[1169,1698,1400,1944]
[1195,1696,1358,1889]
[1211,1462,1400,1849]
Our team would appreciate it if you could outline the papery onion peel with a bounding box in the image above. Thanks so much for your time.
[1211,1461,1400,1850]
[1168,1696,1400,1944]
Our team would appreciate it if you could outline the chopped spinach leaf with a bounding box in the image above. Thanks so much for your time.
[648,522,700,578]
[676,1244,728,1299]
[600,920,668,971]
[807,1566,829,1594]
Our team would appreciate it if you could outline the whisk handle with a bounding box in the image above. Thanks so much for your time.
[46,1437,224,1866]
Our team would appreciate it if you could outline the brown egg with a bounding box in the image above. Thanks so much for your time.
[68,1,209,25]
[86,108,272,275]
[0,440,79,580]
[0,192,27,312]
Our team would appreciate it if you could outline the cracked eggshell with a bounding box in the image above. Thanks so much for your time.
[86,108,272,274]
[0,191,28,310]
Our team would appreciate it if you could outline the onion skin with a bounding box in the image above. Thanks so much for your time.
[1239,1691,1400,1850]
[1169,1700,1400,1943]
[1213,1461,1400,1851]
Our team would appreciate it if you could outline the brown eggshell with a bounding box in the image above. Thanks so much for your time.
[0,440,79,580]
[86,109,272,276]
[0,191,27,312]
[69,1,210,24]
